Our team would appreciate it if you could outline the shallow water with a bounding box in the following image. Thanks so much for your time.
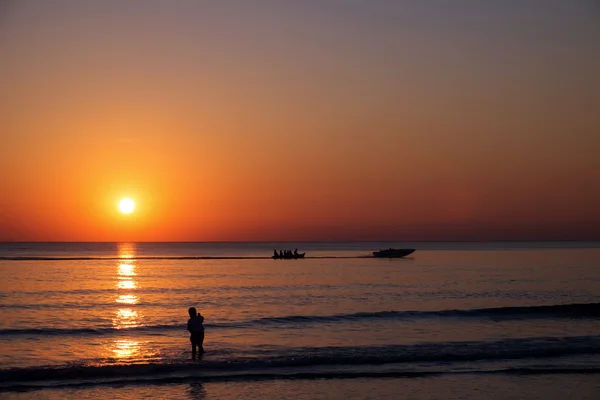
[1,242,599,398]
[5,375,600,400]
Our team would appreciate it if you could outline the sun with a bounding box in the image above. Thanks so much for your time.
[119,198,135,214]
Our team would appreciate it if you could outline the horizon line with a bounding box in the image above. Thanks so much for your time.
[1,239,600,244]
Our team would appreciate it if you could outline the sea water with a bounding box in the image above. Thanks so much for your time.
[1,242,599,399]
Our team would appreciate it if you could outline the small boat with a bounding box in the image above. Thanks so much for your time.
[372,248,415,258]
[272,253,305,260]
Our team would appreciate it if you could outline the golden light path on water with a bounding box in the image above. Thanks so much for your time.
[106,243,153,362]
[112,339,141,359]
[116,294,139,304]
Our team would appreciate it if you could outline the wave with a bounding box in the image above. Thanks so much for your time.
[253,302,600,323]
[1,336,600,391]
[0,324,179,336]
[2,302,599,337]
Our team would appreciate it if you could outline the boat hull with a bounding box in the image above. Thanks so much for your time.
[372,249,415,258]
[272,253,305,260]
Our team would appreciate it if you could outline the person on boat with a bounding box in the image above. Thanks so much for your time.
[279,250,283,258]
[293,249,298,256]
[187,307,205,358]
[273,249,278,258]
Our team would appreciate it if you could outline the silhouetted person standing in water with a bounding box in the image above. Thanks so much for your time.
[187,307,205,358]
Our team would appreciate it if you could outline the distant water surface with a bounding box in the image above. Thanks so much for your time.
[1,242,599,399]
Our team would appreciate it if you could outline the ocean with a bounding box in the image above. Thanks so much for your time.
[1,242,599,399]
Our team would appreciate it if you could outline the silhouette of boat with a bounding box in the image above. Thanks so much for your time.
[272,253,305,260]
[372,248,415,258]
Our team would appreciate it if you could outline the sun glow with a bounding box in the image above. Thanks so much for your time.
[119,198,135,214]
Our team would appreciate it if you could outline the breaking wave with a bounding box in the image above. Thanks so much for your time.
[1,335,600,391]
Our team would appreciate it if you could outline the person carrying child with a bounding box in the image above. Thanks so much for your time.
[187,307,205,358]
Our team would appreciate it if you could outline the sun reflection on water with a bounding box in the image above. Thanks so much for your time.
[107,243,152,362]
[118,242,136,259]
[113,308,140,328]
[116,249,137,291]
[115,243,139,305]
[117,279,137,290]
[114,244,140,329]
[111,339,141,359]
[118,262,136,276]
[116,294,139,304]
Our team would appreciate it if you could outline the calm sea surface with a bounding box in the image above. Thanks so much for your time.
[1,242,600,399]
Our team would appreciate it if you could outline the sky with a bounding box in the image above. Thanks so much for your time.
[1,0,599,242]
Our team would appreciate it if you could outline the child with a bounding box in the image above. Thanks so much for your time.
[187,307,205,357]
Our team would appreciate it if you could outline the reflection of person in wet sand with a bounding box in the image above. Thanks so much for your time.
[187,307,205,358]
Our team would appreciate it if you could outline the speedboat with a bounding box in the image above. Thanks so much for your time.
[372,248,415,258]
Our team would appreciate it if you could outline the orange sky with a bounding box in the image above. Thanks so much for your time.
[1,1,599,241]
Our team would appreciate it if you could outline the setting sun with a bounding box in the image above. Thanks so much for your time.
[118,198,135,214]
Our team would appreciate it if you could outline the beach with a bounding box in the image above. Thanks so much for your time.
[1,242,599,399]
